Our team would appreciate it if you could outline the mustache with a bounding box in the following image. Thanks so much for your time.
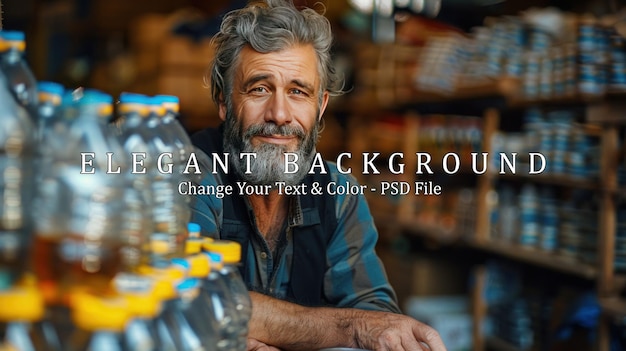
[244,123,306,139]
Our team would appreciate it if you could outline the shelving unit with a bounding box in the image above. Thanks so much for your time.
[347,76,626,351]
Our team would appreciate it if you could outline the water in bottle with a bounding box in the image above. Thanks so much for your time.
[0,70,35,290]
[115,273,162,351]
[201,251,240,351]
[202,241,251,351]
[0,278,58,351]
[32,89,126,305]
[65,291,131,351]
[0,30,38,119]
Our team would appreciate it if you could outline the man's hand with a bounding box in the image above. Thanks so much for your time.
[351,310,442,351]
[247,338,283,351]
[249,292,447,351]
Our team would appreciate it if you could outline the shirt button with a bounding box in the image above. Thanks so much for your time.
[260,252,268,259]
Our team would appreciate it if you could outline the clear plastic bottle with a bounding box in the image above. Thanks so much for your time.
[185,223,204,256]
[201,251,240,351]
[36,81,64,141]
[154,95,194,177]
[0,70,35,291]
[117,93,185,265]
[0,30,38,119]
[155,94,210,183]
[115,273,162,351]
[0,279,56,351]
[145,96,189,256]
[32,89,126,305]
[202,241,251,351]
[65,291,131,351]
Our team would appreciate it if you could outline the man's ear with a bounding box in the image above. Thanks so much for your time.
[318,91,330,121]
[218,95,227,121]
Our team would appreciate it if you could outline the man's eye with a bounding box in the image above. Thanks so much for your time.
[251,87,267,93]
[290,89,305,95]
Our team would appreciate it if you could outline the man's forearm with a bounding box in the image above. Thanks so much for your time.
[248,291,359,350]
[248,292,447,351]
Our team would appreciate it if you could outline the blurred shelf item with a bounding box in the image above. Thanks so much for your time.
[348,8,626,350]
[599,297,626,317]
[398,217,459,244]
[465,239,598,279]
[497,173,600,190]
[485,336,525,351]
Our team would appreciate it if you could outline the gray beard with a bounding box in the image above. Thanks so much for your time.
[223,110,319,187]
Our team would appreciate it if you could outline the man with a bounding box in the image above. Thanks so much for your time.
[190,1,447,350]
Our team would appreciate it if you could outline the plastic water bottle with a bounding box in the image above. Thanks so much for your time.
[0,70,35,290]
[201,251,240,351]
[154,95,195,177]
[115,273,162,351]
[117,93,185,264]
[0,280,53,351]
[34,81,66,189]
[145,96,190,255]
[150,259,217,351]
[36,81,64,141]
[0,30,38,119]
[203,241,251,351]
[32,90,126,305]
[66,292,131,351]
[185,222,205,256]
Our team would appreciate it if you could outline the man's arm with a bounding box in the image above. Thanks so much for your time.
[323,167,399,312]
[249,291,446,351]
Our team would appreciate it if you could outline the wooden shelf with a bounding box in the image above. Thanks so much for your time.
[599,297,626,318]
[486,336,526,351]
[465,239,598,280]
[497,173,601,190]
[398,217,460,244]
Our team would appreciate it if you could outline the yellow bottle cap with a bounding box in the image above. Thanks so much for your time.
[201,237,215,248]
[0,286,44,322]
[70,292,129,331]
[202,240,241,264]
[185,238,203,255]
[123,292,161,319]
[187,254,210,278]
[137,265,185,300]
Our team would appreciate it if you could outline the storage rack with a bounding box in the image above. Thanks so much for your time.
[347,75,626,351]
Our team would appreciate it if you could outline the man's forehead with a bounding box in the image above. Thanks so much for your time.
[236,44,320,79]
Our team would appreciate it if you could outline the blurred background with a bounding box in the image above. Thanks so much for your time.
[3,0,626,350]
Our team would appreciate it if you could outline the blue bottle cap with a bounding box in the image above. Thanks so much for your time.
[37,81,65,96]
[176,278,199,292]
[187,222,201,233]
[0,30,25,41]
[119,92,148,104]
[154,94,180,104]
[171,258,191,270]
[80,89,113,105]
[206,252,223,263]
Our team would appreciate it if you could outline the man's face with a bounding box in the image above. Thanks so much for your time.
[221,44,330,186]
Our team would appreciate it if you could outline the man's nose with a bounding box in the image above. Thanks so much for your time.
[265,93,292,125]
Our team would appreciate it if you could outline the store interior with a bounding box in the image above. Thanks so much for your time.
[3,0,626,350]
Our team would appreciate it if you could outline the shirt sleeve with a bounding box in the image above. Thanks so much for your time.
[189,170,223,240]
[323,163,401,313]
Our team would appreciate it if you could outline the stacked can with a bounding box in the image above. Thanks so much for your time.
[616,209,626,272]
[577,16,608,97]
[539,187,559,252]
[523,52,542,100]
[518,184,540,247]
[563,44,579,97]
[608,29,626,91]
[549,110,575,175]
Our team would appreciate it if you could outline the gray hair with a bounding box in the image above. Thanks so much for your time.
[207,0,343,109]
